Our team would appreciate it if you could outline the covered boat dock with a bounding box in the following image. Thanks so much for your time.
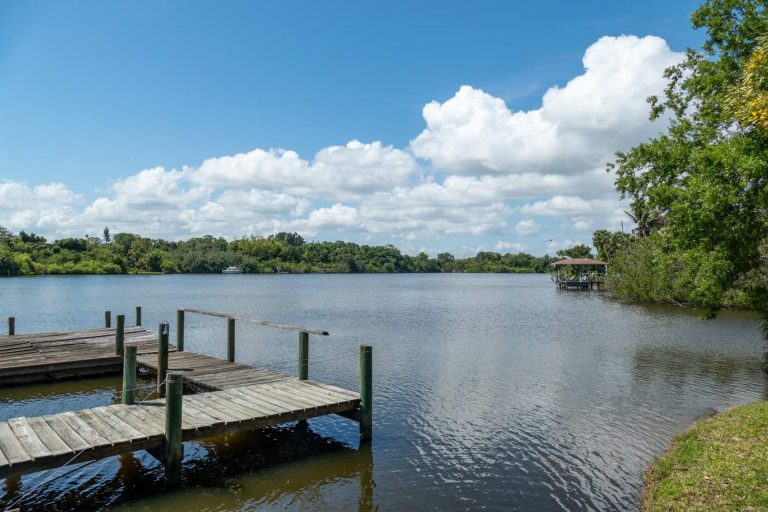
[550,258,607,290]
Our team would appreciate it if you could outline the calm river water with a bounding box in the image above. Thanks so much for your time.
[0,274,764,511]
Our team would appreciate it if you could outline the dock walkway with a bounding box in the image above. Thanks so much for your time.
[0,327,171,386]
[0,379,358,478]
[0,309,371,482]
[137,351,293,391]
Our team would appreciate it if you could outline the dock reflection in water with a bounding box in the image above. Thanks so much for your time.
[1,419,376,511]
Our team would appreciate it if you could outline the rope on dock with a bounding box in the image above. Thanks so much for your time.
[2,377,169,512]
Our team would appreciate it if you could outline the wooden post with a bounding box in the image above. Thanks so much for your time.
[359,345,372,441]
[7,317,14,336]
[135,306,142,326]
[115,314,125,355]
[4,474,20,500]
[157,321,169,396]
[122,344,137,405]
[105,310,111,328]
[164,371,184,484]
[177,309,185,352]
[227,318,235,362]
[299,331,309,380]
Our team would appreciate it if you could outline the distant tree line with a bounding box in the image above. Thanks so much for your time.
[0,228,561,276]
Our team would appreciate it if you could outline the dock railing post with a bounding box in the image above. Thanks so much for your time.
[105,310,111,328]
[122,344,137,405]
[7,317,14,336]
[227,318,235,362]
[157,321,169,396]
[359,345,372,441]
[299,331,309,380]
[164,371,184,484]
[177,309,185,352]
[115,314,125,356]
[135,306,142,326]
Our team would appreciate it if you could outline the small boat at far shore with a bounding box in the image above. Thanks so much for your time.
[222,266,242,274]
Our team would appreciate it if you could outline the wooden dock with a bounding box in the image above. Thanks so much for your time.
[0,308,371,485]
[550,257,608,291]
[137,351,293,391]
[0,326,171,386]
[0,378,359,479]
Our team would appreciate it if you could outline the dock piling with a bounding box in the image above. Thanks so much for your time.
[157,321,169,396]
[227,318,235,362]
[299,331,309,380]
[115,314,125,356]
[122,344,137,405]
[164,371,184,484]
[105,310,111,328]
[0,317,357,484]
[177,309,185,352]
[7,317,14,336]
[359,345,372,441]
[135,306,142,326]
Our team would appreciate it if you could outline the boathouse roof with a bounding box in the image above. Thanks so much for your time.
[550,258,608,267]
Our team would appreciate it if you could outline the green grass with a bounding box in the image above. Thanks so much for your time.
[643,402,768,512]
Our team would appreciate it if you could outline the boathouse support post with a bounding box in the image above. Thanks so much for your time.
[299,331,309,380]
[135,306,142,326]
[7,317,14,336]
[122,344,137,405]
[105,310,111,328]
[164,371,184,484]
[158,321,169,396]
[227,318,235,362]
[115,314,125,356]
[177,309,185,352]
[359,345,372,441]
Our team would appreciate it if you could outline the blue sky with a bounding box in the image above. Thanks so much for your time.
[0,1,703,255]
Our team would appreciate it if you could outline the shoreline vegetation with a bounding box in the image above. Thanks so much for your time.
[607,1,768,508]
[0,229,562,276]
[642,402,768,512]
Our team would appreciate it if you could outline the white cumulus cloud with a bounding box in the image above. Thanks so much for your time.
[515,219,540,236]
[410,35,682,176]
[1,34,683,252]
[192,140,417,200]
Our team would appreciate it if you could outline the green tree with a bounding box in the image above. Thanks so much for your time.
[556,244,594,259]
[609,0,768,312]
[592,230,632,261]
[267,232,305,246]
[0,247,20,276]
[436,252,455,271]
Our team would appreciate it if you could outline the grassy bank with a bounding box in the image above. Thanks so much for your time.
[642,402,768,511]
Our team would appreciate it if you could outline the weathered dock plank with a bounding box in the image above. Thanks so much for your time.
[136,351,292,391]
[0,321,368,485]
[0,381,359,478]
[0,327,173,386]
